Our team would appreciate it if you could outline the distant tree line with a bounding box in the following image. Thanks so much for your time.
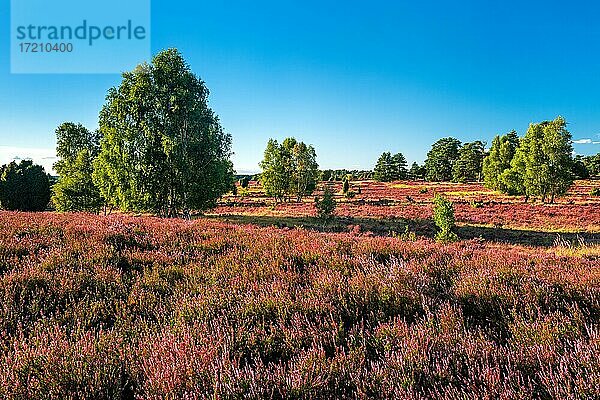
[575,153,600,178]
[4,54,600,215]
[374,138,486,183]
[372,116,598,203]
[320,169,373,181]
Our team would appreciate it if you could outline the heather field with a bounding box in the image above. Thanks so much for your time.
[1,207,600,399]
[215,180,600,244]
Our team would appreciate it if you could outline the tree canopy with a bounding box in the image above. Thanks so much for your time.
[93,49,234,217]
[572,155,590,179]
[52,122,103,213]
[500,116,574,202]
[580,153,600,177]
[259,137,318,202]
[0,160,50,211]
[409,162,426,180]
[452,141,486,182]
[482,131,519,191]
[373,152,408,182]
[424,137,461,181]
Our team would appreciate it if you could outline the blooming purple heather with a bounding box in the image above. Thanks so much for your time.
[0,210,599,398]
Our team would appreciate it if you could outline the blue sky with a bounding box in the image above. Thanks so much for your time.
[1,0,600,174]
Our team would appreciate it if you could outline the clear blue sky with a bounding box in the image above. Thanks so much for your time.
[2,0,600,174]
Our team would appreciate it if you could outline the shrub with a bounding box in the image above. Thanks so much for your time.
[342,179,350,195]
[591,187,600,196]
[315,185,336,221]
[433,194,458,242]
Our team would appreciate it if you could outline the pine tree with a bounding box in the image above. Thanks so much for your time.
[391,153,408,180]
[373,152,393,182]
[0,160,50,211]
[409,162,425,180]
[425,138,462,181]
[452,141,486,182]
[315,185,336,221]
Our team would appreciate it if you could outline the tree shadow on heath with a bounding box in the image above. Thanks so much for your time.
[205,214,600,247]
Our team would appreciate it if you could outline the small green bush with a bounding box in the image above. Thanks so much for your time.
[315,186,336,222]
[433,194,458,243]
[342,178,350,195]
[591,187,600,196]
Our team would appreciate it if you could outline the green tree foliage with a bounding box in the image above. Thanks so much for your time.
[500,116,574,203]
[320,169,333,181]
[572,155,590,179]
[425,138,462,181]
[391,153,408,180]
[498,167,526,196]
[239,176,250,189]
[291,140,319,201]
[52,122,103,212]
[322,169,371,181]
[53,149,103,213]
[581,153,600,177]
[0,160,50,211]
[55,122,100,161]
[373,152,393,182]
[452,141,486,182]
[432,194,458,242]
[482,131,519,190]
[373,152,408,182]
[342,176,350,195]
[314,185,336,221]
[259,138,318,202]
[409,162,426,180]
[259,139,288,202]
[93,49,234,217]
